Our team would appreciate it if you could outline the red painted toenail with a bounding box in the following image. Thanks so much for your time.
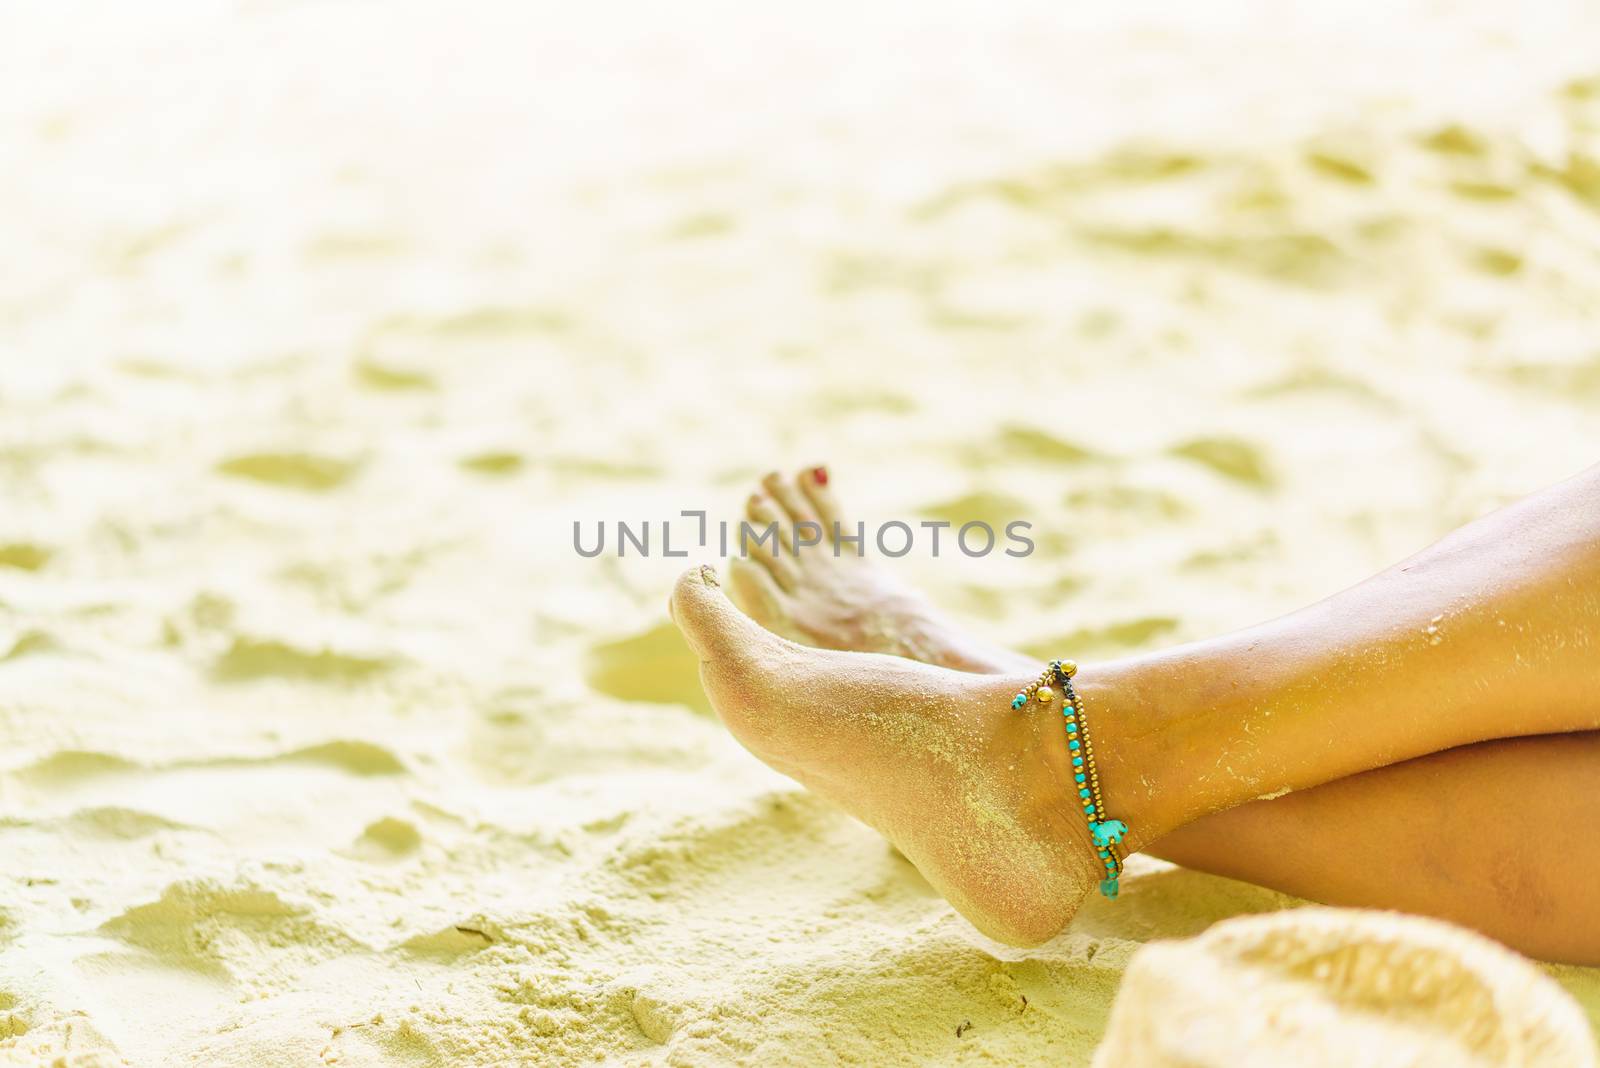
[812,466,828,487]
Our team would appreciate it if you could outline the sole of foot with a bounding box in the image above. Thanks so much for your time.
[670,563,1100,946]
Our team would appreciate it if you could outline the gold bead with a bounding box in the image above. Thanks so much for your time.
[1036,687,1054,703]
[1061,659,1077,677]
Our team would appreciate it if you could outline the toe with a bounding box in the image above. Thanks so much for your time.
[745,491,792,549]
[764,470,827,560]
[763,469,818,524]
[727,555,789,628]
[798,464,842,540]
[669,565,769,662]
[743,492,801,589]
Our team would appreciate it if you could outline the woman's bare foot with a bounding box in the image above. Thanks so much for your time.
[670,564,1108,945]
[727,467,1029,674]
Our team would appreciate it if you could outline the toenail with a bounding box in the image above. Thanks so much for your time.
[811,465,828,487]
[699,564,720,587]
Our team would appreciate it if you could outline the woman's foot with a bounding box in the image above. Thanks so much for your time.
[669,564,1115,946]
[727,467,1028,674]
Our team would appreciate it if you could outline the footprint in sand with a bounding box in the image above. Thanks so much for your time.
[1167,436,1274,488]
[1450,179,1519,202]
[211,636,396,684]
[1,630,61,661]
[353,359,436,392]
[458,450,526,475]
[917,490,1033,531]
[0,542,52,571]
[396,922,497,961]
[215,452,360,492]
[11,750,141,788]
[56,806,195,840]
[1472,247,1523,277]
[98,879,363,977]
[348,816,423,863]
[585,621,713,714]
[991,425,1099,466]
[12,742,406,797]
[1305,147,1377,186]
[1420,124,1489,157]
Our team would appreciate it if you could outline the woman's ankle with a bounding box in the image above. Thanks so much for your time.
[1067,652,1227,855]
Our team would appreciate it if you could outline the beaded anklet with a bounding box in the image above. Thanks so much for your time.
[1011,659,1129,899]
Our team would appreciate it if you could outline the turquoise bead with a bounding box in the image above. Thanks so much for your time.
[1074,773,1085,783]
[1090,819,1128,847]
[1069,740,1079,750]
[1072,757,1082,767]
[1099,877,1119,899]
[1079,788,1089,798]
[1084,805,1095,816]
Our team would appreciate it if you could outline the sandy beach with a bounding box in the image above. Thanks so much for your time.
[3,2,1600,1064]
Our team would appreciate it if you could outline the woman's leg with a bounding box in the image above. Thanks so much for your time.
[735,466,1600,960]
[1082,460,1600,830]
[735,465,1600,960]
[674,464,1600,953]
[1149,732,1600,963]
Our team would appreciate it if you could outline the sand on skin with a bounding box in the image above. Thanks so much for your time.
[3,1,1600,1064]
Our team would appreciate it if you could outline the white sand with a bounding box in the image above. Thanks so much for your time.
[2,2,1600,1064]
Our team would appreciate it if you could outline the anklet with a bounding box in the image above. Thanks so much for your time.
[1011,660,1129,899]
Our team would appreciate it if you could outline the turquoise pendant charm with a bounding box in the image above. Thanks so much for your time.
[1017,658,1132,903]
